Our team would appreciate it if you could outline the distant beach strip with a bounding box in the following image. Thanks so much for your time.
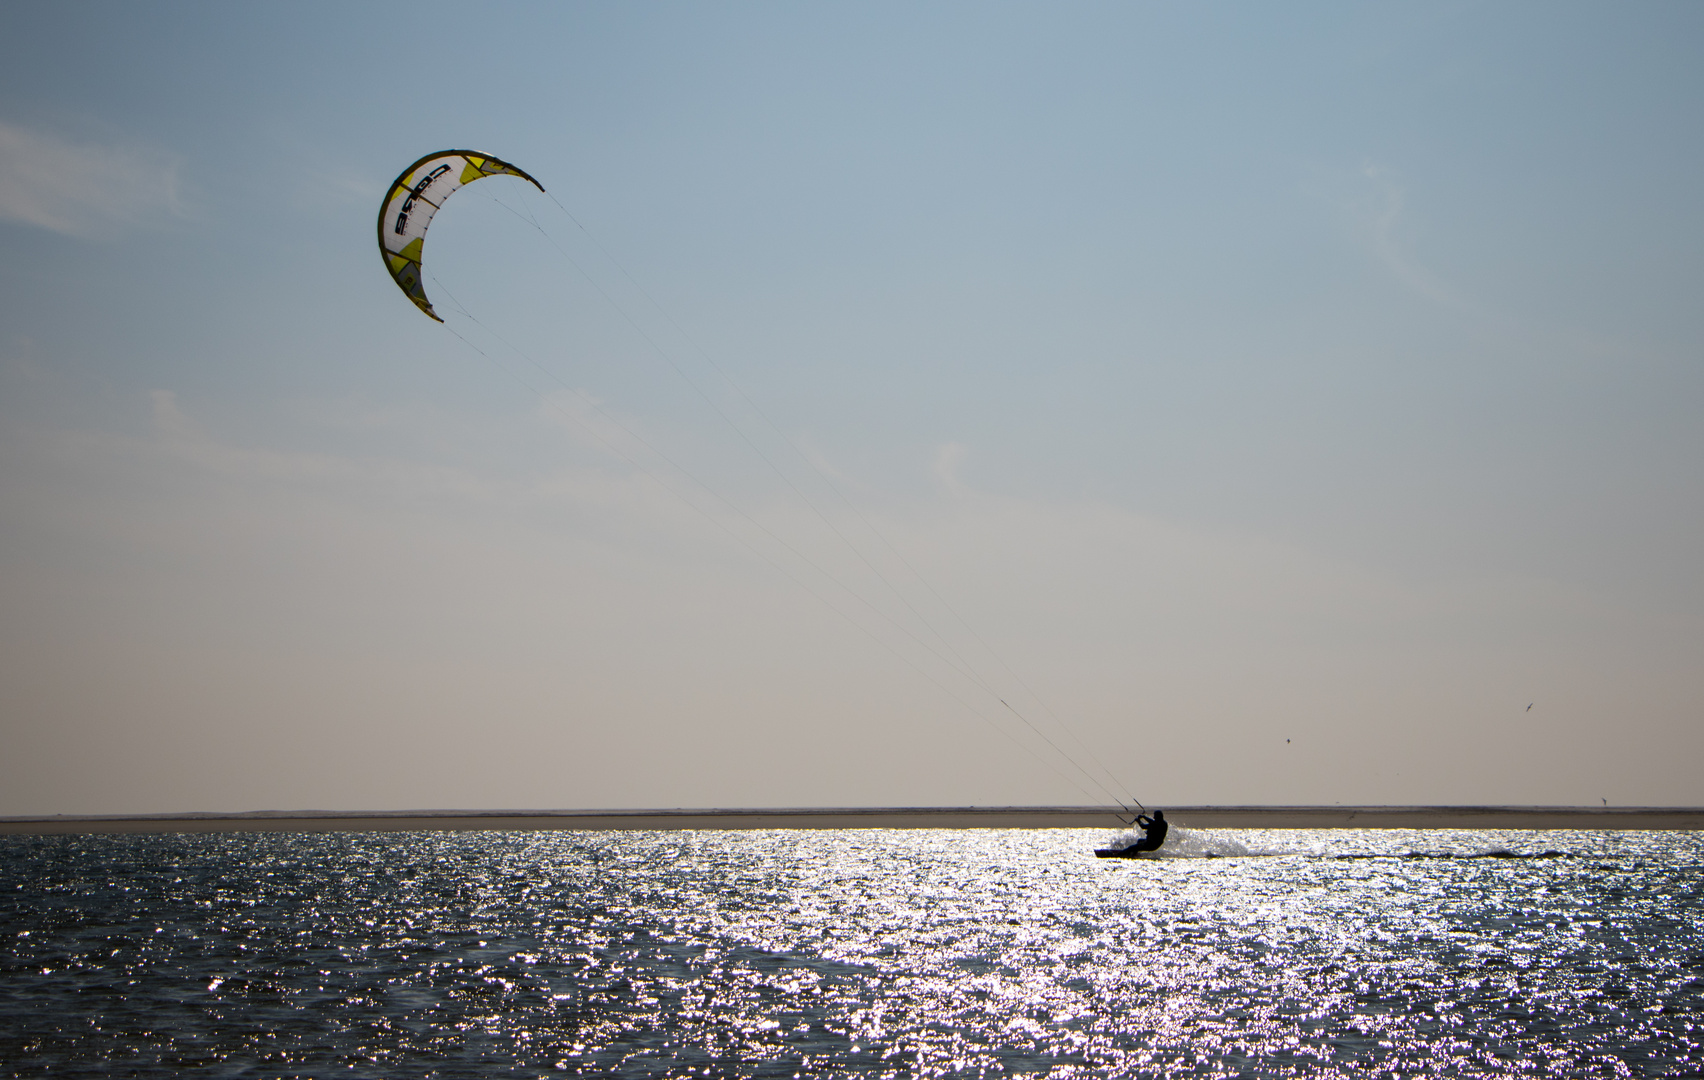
[3,806,1702,835]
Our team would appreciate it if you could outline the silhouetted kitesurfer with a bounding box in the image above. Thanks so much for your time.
[1130,809,1168,852]
[1092,809,1169,858]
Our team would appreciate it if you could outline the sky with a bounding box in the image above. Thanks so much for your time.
[2,2,1701,815]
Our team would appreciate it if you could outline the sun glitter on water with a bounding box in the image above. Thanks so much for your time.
[2,827,1701,1077]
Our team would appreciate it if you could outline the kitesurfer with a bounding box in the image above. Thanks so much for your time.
[1129,809,1168,852]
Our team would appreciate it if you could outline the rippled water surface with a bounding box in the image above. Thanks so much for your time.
[3,827,1702,1077]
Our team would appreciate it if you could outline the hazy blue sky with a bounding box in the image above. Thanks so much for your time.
[3,2,1701,814]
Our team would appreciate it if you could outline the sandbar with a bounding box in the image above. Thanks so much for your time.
[3,805,1702,835]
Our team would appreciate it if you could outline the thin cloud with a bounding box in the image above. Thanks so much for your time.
[0,120,183,237]
[3,379,1679,812]
[1356,162,1631,361]
[932,441,968,488]
[289,165,377,215]
[1360,163,1463,310]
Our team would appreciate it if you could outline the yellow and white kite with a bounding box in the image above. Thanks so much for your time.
[376,150,544,321]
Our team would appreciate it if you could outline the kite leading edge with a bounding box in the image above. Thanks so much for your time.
[376,150,545,322]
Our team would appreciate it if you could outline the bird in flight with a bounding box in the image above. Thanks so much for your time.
[1527,703,1533,711]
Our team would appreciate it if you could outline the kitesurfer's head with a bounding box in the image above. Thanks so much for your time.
[1153,810,1165,820]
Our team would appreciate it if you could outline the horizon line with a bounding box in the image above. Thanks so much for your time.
[5,804,1703,836]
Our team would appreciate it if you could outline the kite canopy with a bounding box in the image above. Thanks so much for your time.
[376,150,545,321]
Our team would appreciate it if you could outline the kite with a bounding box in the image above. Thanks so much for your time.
[376,150,545,321]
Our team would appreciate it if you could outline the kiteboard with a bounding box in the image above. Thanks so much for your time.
[1094,845,1157,858]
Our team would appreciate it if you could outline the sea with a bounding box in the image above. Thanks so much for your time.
[2,827,1701,1078]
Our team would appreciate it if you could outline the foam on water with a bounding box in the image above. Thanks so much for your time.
[1101,826,1254,858]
